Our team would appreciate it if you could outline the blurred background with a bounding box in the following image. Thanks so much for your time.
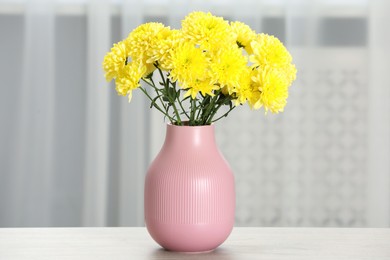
[0,0,389,228]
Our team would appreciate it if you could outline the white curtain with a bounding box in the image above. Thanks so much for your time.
[0,0,389,227]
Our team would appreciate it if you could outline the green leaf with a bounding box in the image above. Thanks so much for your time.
[201,96,211,108]
[144,72,154,79]
[150,96,160,109]
[182,95,191,102]
[168,87,176,99]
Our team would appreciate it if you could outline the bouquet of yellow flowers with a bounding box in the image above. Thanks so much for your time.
[103,11,296,126]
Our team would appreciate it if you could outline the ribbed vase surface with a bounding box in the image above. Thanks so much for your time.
[144,124,235,252]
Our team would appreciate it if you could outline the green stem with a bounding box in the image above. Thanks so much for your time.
[207,102,224,124]
[211,105,236,123]
[157,68,167,87]
[190,98,196,125]
[166,78,182,125]
[176,91,190,120]
[196,95,210,120]
[206,95,233,123]
[149,77,163,107]
[141,78,155,88]
[141,78,167,112]
[153,69,181,125]
[139,86,175,123]
[201,90,221,125]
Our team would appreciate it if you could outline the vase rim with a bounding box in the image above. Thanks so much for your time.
[167,122,214,128]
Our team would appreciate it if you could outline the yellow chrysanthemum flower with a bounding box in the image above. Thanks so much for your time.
[184,78,216,99]
[248,88,262,110]
[181,11,235,50]
[150,29,183,71]
[230,21,257,54]
[250,66,291,113]
[231,67,252,106]
[102,40,128,81]
[209,46,248,92]
[250,34,292,68]
[115,61,147,102]
[170,42,214,97]
[284,63,298,85]
[145,27,175,64]
[126,22,171,74]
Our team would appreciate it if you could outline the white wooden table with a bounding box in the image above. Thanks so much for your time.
[0,227,389,260]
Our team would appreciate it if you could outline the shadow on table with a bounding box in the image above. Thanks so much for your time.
[150,247,234,260]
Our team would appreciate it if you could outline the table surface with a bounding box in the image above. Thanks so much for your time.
[0,227,389,260]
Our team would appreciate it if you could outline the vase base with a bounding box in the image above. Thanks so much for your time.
[165,248,215,254]
[146,221,233,253]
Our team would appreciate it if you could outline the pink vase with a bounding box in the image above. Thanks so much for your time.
[144,123,235,252]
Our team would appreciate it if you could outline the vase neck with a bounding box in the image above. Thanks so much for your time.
[164,124,217,149]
